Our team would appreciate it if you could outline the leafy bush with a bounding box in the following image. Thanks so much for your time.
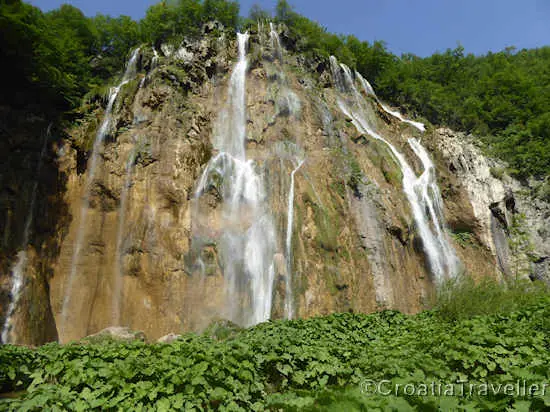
[434,275,549,321]
[1,288,550,410]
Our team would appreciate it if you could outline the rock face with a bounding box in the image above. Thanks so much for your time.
[430,128,550,281]
[85,326,146,343]
[1,24,548,345]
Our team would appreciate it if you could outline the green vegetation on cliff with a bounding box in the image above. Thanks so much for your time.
[3,0,549,177]
[271,0,550,179]
[1,279,549,411]
[0,0,239,113]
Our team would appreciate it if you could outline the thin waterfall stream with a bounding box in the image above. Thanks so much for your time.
[61,49,140,327]
[284,159,304,319]
[112,147,137,325]
[1,124,51,344]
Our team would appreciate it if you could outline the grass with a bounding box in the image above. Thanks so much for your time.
[433,274,549,321]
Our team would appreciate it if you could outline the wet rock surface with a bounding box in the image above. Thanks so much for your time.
[1,26,548,345]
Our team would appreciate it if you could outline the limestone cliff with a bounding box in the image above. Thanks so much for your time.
[1,23,548,345]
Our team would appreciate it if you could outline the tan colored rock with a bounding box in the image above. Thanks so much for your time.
[157,333,181,344]
[85,326,146,342]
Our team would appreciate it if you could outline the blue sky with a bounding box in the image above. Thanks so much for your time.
[28,0,550,57]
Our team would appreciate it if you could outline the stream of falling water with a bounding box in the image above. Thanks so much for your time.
[112,147,137,325]
[269,22,283,62]
[2,124,51,344]
[61,48,140,327]
[330,56,459,281]
[284,160,304,319]
[194,33,277,326]
[355,72,426,132]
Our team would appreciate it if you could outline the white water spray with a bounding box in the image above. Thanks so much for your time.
[330,57,459,281]
[2,124,51,343]
[61,48,140,325]
[152,47,159,68]
[269,22,283,62]
[194,34,277,326]
[355,71,426,132]
[284,159,304,319]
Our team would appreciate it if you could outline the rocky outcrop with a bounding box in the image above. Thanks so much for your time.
[157,333,181,344]
[431,128,550,281]
[84,326,146,343]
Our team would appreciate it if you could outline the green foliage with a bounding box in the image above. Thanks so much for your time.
[450,231,476,247]
[434,275,548,321]
[373,46,550,178]
[347,157,363,196]
[203,0,239,29]
[248,3,271,22]
[1,0,241,117]
[274,0,550,178]
[91,14,141,78]
[489,166,506,180]
[1,288,550,410]
[140,0,240,46]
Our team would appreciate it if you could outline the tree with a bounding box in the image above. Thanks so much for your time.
[248,3,271,21]
[202,0,239,29]
[276,0,294,23]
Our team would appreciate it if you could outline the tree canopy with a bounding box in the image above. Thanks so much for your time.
[0,0,241,113]
[273,0,550,179]
[1,0,549,178]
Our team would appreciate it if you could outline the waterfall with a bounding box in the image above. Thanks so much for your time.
[269,22,283,62]
[61,48,140,325]
[112,148,137,325]
[257,20,265,49]
[2,124,51,344]
[194,33,277,326]
[266,23,301,118]
[284,160,304,319]
[355,71,426,132]
[152,47,159,68]
[330,57,459,281]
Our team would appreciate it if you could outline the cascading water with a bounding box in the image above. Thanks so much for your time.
[269,22,283,62]
[112,146,137,325]
[330,56,459,281]
[267,23,301,118]
[355,71,426,132]
[2,124,51,344]
[284,159,304,319]
[193,33,277,326]
[152,47,159,68]
[61,48,140,326]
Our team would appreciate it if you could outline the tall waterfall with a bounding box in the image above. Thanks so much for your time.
[112,147,137,325]
[194,34,277,326]
[284,159,304,319]
[61,48,140,325]
[330,57,459,281]
[2,124,51,344]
